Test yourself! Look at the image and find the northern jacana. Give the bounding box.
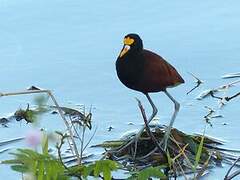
[116,33,184,150]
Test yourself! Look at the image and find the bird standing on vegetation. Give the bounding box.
[115,33,184,150]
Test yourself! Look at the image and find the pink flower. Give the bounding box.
[25,129,41,148]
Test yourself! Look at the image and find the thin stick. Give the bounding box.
[135,147,158,160]
[195,152,212,179]
[226,92,240,101]
[69,116,82,144]
[209,91,222,100]
[225,156,240,179]
[80,125,86,164]
[171,135,194,168]
[226,170,240,180]
[136,98,165,155]
[0,89,80,164]
[133,94,158,158]
[56,133,68,169]
[83,127,97,152]
[217,79,240,90]
[175,159,188,180]
[187,72,203,95]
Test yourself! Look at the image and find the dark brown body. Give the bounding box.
[116,34,184,150]
[116,49,184,94]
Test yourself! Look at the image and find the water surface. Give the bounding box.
[0,1,239,179]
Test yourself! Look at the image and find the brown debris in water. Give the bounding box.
[97,126,239,177]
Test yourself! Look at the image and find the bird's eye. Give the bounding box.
[124,37,134,45]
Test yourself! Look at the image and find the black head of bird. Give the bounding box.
[115,33,184,150]
[119,34,143,58]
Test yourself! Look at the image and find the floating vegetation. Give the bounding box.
[221,72,240,79]
[14,104,37,123]
[97,125,240,178]
[0,117,9,127]
[196,79,240,105]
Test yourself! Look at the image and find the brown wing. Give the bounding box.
[138,49,184,93]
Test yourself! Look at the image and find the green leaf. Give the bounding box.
[127,174,138,180]
[17,149,39,159]
[94,160,101,177]
[184,135,199,154]
[51,161,58,180]
[105,159,119,170]
[3,148,68,180]
[93,140,125,148]
[137,166,167,180]
[33,160,38,175]
[92,160,118,179]
[41,132,49,155]
[25,110,36,123]
[67,165,85,178]
[194,134,205,170]
[83,164,95,178]
[11,165,28,173]
[45,160,52,180]
[166,150,172,168]
[102,165,111,180]
[37,160,44,180]
[1,159,23,164]
[9,152,33,167]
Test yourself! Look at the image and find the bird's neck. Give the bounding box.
[116,50,145,89]
[128,49,142,59]
[120,50,144,68]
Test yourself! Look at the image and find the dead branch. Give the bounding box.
[187,72,203,95]
[136,98,166,156]
[197,79,240,100]
[225,156,240,180]
[225,92,240,101]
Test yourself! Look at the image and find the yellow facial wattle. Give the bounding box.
[119,37,134,58]
[123,37,134,45]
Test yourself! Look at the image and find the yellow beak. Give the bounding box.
[119,45,130,58]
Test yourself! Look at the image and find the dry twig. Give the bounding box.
[136,98,166,156]
[224,156,240,180]
[187,72,203,95]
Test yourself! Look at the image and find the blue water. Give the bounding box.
[0,1,239,179]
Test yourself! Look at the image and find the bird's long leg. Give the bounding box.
[161,90,180,151]
[133,93,158,158]
[136,93,158,136]
[144,93,158,126]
